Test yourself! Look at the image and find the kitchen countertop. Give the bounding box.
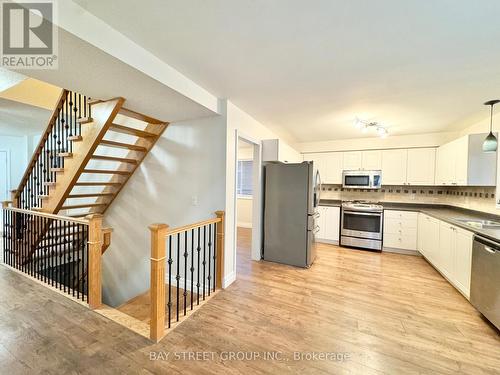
[319,199,500,243]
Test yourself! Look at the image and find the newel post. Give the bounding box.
[215,211,225,289]
[87,214,103,309]
[149,223,168,342]
[10,190,17,208]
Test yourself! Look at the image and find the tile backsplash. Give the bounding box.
[321,185,498,214]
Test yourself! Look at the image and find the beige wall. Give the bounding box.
[0,78,62,110]
[237,198,253,227]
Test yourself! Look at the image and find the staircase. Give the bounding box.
[13,91,168,217]
[5,89,168,296]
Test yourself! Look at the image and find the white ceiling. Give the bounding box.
[0,98,51,136]
[74,0,500,142]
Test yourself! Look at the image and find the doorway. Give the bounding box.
[234,133,262,279]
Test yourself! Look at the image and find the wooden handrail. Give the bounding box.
[2,205,89,225]
[14,88,68,203]
[165,217,222,237]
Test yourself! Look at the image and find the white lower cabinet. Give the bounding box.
[316,206,340,243]
[417,213,473,299]
[383,210,418,251]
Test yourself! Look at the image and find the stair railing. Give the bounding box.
[2,202,105,308]
[13,89,92,210]
[148,211,225,342]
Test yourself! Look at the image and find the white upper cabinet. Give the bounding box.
[381,149,407,185]
[361,150,382,170]
[435,134,496,186]
[406,148,436,185]
[324,153,343,184]
[304,152,343,184]
[342,151,362,170]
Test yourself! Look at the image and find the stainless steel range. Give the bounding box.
[340,201,384,251]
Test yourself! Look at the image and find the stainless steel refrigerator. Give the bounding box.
[263,161,320,268]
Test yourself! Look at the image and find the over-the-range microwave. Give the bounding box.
[342,170,382,189]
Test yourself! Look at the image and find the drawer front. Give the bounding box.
[384,217,418,233]
[384,233,418,250]
[384,210,418,221]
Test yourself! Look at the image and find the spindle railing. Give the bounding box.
[14,89,92,210]
[2,203,104,307]
[148,211,225,342]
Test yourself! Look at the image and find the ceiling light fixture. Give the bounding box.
[483,100,499,153]
[353,117,389,138]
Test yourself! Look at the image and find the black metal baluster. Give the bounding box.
[56,219,61,290]
[190,229,194,310]
[208,224,212,297]
[42,216,47,284]
[167,236,172,328]
[81,224,86,301]
[176,233,180,322]
[213,222,217,292]
[49,219,54,286]
[196,227,201,305]
[183,232,188,316]
[203,225,206,301]
[2,208,5,264]
[71,222,75,296]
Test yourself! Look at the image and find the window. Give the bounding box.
[237,160,253,197]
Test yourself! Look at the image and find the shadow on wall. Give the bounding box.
[101,115,226,307]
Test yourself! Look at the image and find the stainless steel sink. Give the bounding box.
[454,218,500,229]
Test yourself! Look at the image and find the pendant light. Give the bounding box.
[483,99,500,152]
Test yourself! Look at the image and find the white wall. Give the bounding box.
[101,115,226,307]
[0,135,29,191]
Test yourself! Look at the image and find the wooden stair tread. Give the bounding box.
[99,139,147,152]
[109,123,156,138]
[91,155,138,164]
[51,167,64,172]
[77,117,93,124]
[118,107,164,124]
[58,152,73,157]
[62,203,107,210]
[83,169,132,175]
[43,182,56,186]
[75,182,122,186]
[68,135,83,142]
[68,193,115,198]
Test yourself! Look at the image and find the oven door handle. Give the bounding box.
[343,211,382,217]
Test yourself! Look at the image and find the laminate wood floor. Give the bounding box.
[0,227,498,374]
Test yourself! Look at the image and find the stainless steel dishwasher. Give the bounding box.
[470,235,500,330]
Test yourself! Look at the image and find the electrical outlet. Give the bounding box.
[191,195,199,206]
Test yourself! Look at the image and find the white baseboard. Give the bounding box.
[383,247,422,256]
[223,271,236,288]
[237,222,252,229]
[317,239,339,245]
